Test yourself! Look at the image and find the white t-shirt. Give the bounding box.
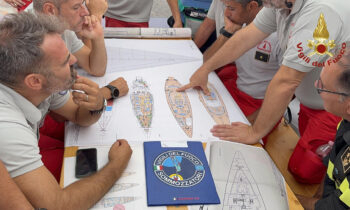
[62,30,84,54]
[253,0,350,109]
[236,32,282,99]
[207,0,281,99]
[105,0,153,23]
[206,0,225,38]
[0,83,69,177]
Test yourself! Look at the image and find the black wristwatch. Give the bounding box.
[220,26,234,38]
[105,84,120,99]
[90,98,107,115]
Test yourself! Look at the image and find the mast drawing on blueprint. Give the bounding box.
[165,77,193,138]
[223,151,266,210]
[91,196,140,209]
[98,99,115,132]
[198,83,230,124]
[107,183,139,194]
[130,77,153,138]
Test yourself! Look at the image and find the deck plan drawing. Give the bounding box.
[165,77,193,138]
[190,141,288,210]
[130,77,154,134]
[198,83,230,125]
[65,54,248,146]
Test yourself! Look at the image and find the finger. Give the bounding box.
[211,129,233,137]
[72,91,90,102]
[201,85,211,96]
[72,83,98,96]
[177,83,194,92]
[75,76,99,88]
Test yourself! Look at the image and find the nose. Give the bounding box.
[69,54,78,65]
[81,4,90,16]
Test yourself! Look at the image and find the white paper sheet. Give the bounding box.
[190,141,289,210]
[63,143,166,210]
[65,62,248,146]
[101,39,202,74]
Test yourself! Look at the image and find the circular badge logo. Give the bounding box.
[153,150,205,187]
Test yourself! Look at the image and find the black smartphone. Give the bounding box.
[75,148,97,178]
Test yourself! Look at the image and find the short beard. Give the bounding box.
[43,65,77,94]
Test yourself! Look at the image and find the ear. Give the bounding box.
[246,1,259,11]
[23,74,45,91]
[42,2,59,15]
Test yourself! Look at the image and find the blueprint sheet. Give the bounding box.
[65,64,248,146]
[190,141,289,210]
[63,143,166,210]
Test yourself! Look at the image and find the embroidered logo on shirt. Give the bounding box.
[255,51,270,62]
[295,13,347,68]
[341,146,350,174]
[257,40,272,53]
[307,13,335,57]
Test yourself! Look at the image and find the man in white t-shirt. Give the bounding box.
[199,0,282,131]
[178,0,350,184]
[105,0,182,28]
[0,12,132,209]
[34,0,107,77]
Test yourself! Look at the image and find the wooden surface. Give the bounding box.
[265,121,320,198]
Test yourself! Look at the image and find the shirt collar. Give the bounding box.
[276,0,304,17]
[0,83,42,125]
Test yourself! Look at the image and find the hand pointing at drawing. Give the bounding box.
[177,65,211,95]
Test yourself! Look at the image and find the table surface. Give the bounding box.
[60,38,304,209]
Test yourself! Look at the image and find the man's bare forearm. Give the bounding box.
[167,0,182,27]
[251,66,305,142]
[203,35,230,62]
[74,105,101,126]
[59,161,124,210]
[193,18,216,48]
[89,36,107,77]
[204,23,268,73]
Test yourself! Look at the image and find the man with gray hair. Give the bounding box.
[33,0,107,77]
[297,47,350,210]
[178,0,350,184]
[0,12,132,209]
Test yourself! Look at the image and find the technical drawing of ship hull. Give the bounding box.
[98,99,114,132]
[198,83,230,124]
[223,151,266,210]
[165,77,193,138]
[130,77,153,133]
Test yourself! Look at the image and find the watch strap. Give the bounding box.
[220,26,233,38]
[90,98,107,115]
[105,84,120,99]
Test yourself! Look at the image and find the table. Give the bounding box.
[61,38,303,209]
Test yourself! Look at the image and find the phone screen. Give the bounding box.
[75,148,97,178]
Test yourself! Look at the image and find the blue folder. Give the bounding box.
[144,141,220,206]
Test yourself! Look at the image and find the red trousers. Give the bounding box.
[288,104,341,183]
[39,114,65,182]
[105,17,149,28]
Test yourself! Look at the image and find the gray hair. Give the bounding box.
[224,0,263,7]
[335,42,350,95]
[0,12,64,87]
[33,0,68,12]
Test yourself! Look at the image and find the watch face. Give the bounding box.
[112,88,119,98]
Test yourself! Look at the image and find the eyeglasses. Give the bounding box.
[315,78,349,97]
